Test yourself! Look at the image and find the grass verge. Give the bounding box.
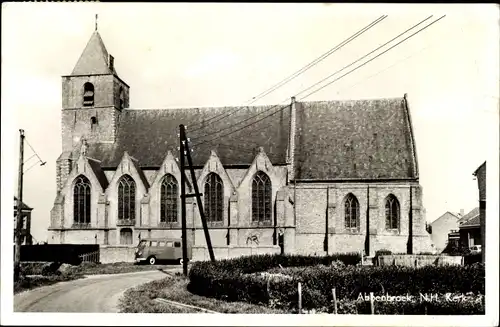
[119,275,285,314]
[66,261,179,275]
[14,274,84,294]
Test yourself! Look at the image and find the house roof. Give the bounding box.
[14,197,33,211]
[294,97,417,180]
[473,161,486,176]
[430,211,460,225]
[460,215,480,228]
[458,207,479,225]
[85,96,418,181]
[71,31,117,76]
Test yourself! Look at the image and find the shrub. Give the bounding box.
[188,255,485,313]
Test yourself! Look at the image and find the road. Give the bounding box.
[14,269,172,313]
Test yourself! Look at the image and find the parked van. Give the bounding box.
[134,238,191,265]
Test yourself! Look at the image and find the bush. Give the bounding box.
[188,254,485,313]
[326,293,484,314]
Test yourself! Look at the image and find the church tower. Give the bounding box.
[60,26,130,153]
[56,23,129,191]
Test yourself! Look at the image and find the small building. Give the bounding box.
[429,211,461,252]
[14,196,33,245]
[456,207,480,250]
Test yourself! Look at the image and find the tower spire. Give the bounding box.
[95,14,98,31]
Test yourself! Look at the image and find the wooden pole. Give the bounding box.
[298,282,302,314]
[14,129,25,281]
[182,128,215,262]
[370,292,375,314]
[179,125,188,276]
[332,288,338,314]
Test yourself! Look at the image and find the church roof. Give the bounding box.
[87,157,109,190]
[85,96,418,181]
[294,97,418,180]
[71,31,117,76]
[86,104,290,168]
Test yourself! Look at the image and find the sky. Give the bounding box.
[1,3,499,244]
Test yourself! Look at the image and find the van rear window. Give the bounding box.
[174,241,181,248]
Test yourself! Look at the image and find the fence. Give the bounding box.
[78,250,100,263]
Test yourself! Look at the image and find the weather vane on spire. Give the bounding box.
[95,14,98,31]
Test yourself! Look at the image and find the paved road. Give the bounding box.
[14,269,173,313]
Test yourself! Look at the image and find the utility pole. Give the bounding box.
[183,128,215,262]
[179,125,188,276]
[14,129,25,281]
[407,185,413,254]
[178,125,215,276]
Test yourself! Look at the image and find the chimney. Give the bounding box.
[460,209,464,217]
[109,55,114,71]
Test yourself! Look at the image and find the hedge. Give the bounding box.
[188,254,485,313]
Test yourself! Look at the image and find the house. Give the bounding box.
[429,211,461,252]
[47,27,433,261]
[473,161,486,262]
[457,207,481,250]
[14,196,33,245]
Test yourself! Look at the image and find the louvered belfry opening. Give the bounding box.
[83,82,95,107]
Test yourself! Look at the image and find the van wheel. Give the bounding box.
[148,256,156,265]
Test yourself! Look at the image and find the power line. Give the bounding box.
[334,29,462,96]
[192,103,291,147]
[245,15,388,106]
[25,138,46,166]
[188,15,387,134]
[299,15,446,101]
[191,15,445,149]
[294,15,434,100]
[191,98,290,141]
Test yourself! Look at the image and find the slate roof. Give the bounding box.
[130,156,150,190]
[84,96,418,181]
[460,215,480,228]
[86,104,290,168]
[14,197,32,211]
[294,97,417,180]
[87,157,109,190]
[71,31,118,76]
[458,207,479,225]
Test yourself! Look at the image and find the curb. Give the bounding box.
[154,298,220,313]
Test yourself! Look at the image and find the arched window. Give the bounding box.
[160,174,178,223]
[344,193,359,230]
[120,228,133,245]
[252,171,272,223]
[73,175,91,225]
[204,173,223,222]
[385,194,400,230]
[83,82,94,107]
[118,175,136,221]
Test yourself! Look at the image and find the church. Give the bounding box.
[48,28,433,262]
